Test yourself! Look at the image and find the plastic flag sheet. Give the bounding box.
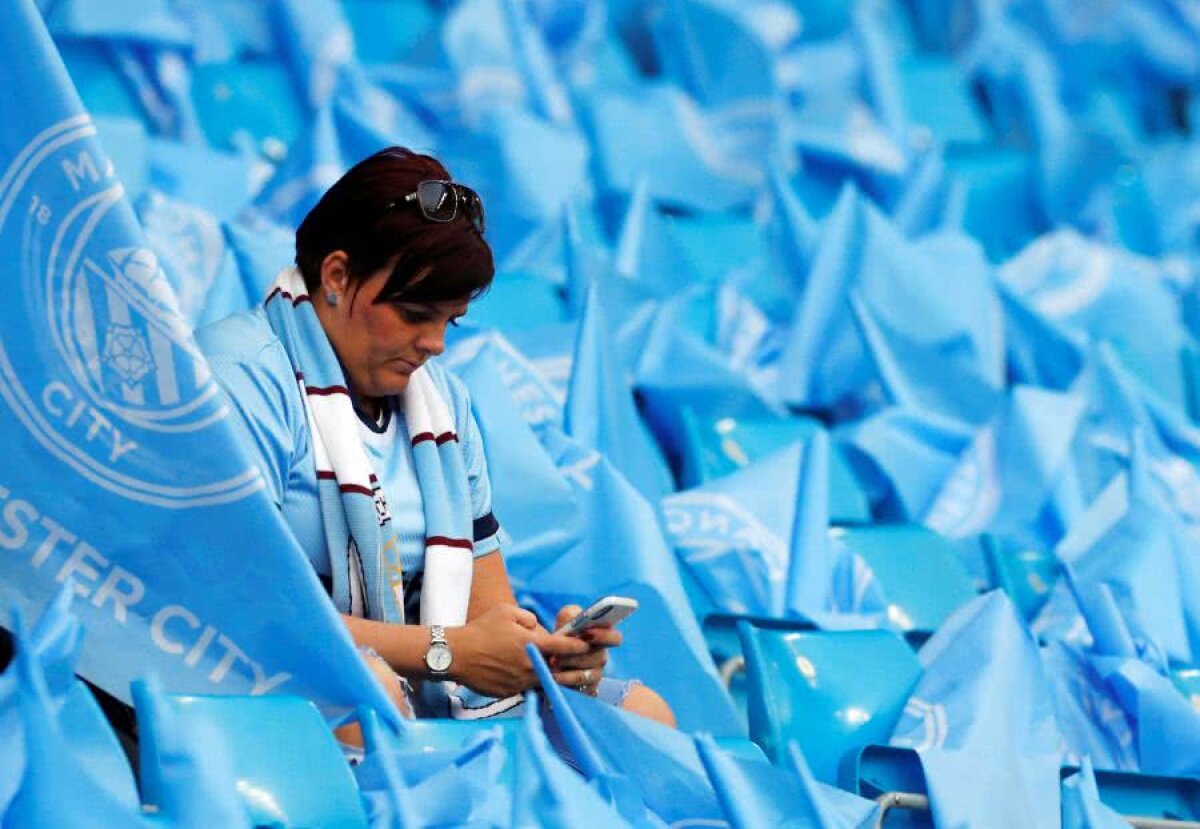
[4,0,1200,825]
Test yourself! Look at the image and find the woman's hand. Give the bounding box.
[547,604,622,696]
[445,603,589,698]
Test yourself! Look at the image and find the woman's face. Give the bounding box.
[328,262,469,398]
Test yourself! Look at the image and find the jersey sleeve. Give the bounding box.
[445,369,506,557]
[201,339,305,510]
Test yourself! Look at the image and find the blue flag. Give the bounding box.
[695,733,879,829]
[1000,284,1086,390]
[777,186,1002,413]
[839,405,976,520]
[663,440,812,618]
[510,695,632,827]
[585,83,768,212]
[532,643,722,826]
[355,714,511,827]
[532,426,741,734]
[923,385,1087,544]
[564,279,674,504]
[437,107,591,262]
[134,190,245,329]
[1092,653,1200,777]
[0,0,393,720]
[850,291,1003,428]
[612,177,702,299]
[444,339,582,576]
[3,602,149,828]
[650,0,787,108]
[1039,641,1138,772]
[890,591,1062,829]
[1054,434,1194,664]
[999,230,1191,412]
[636,290,783,463]
[443,0,576,127]
[0,586,140,818]
[223,209,298,304]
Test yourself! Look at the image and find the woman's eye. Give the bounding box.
[400,308,431,324]
[449,316,463,328]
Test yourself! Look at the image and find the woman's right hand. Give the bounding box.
[444,604,589,698]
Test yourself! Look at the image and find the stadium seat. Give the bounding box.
[190,60,304,154]
[677,406,872,523]
[137,692,368,829]
[702,612,819,729]
[850,744,932,829]
[737,621,922,784]
[831,524,980,640]
[851,747,1200,827]
[1181,342,1200,426]
[1172,667,1200,713]
[896,56,990,147]
[981,534,1059,621]
[1084,765,1200,824]
[389,715,524,785]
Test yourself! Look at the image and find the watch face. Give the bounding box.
[426,642,453,673]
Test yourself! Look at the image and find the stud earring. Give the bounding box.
[326,291,339,307]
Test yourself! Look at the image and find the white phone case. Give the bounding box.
[553,595,639,636]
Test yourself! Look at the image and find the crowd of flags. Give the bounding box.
[3,0,1200,825]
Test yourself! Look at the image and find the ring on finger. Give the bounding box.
[582,668,593,686]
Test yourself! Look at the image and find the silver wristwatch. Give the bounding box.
[424,624,453,676]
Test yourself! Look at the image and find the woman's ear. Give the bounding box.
[319,250,351,301]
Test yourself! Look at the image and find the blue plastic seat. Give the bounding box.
[677,406,872,523]
[137,693,368,829]
[981,534,1059,622]
[851,745,1200,827]
[1085,766,1200,823]
[1171,667,1200,712]
[896,56,990,147]
[190,60,304,154]
[831,524,980,639]
[737,621,922,785]
[1181,343,1200,427]
[851,744,932,829]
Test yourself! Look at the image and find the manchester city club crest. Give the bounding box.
[0,114,260,508]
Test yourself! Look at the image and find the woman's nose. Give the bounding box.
[417,324,446,356]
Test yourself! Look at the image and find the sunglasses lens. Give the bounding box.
[462,187,485,233]
[417,180,456,221]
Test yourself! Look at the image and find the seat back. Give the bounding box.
[737,622,921,785]
[1085,766,1200,822]
[1172,667,1200,711]
[832,523,979,635]
[981,534,1059,621]
[387,716,523,786]
[677,407,872,523]
[138,693,368,829]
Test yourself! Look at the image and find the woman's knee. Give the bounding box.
[620,684,676,728]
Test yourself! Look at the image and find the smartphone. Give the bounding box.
[553,595,639,637]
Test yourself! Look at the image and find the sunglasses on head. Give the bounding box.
[389,179,486,234]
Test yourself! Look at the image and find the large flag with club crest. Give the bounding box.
[0,0,393,722]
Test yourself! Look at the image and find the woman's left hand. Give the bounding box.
[547,604,623,696]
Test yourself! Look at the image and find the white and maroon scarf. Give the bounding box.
[263,266,475,628]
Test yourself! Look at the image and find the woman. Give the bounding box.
[197,147,674,727]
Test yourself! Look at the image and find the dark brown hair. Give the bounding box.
[295,147,493,305]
